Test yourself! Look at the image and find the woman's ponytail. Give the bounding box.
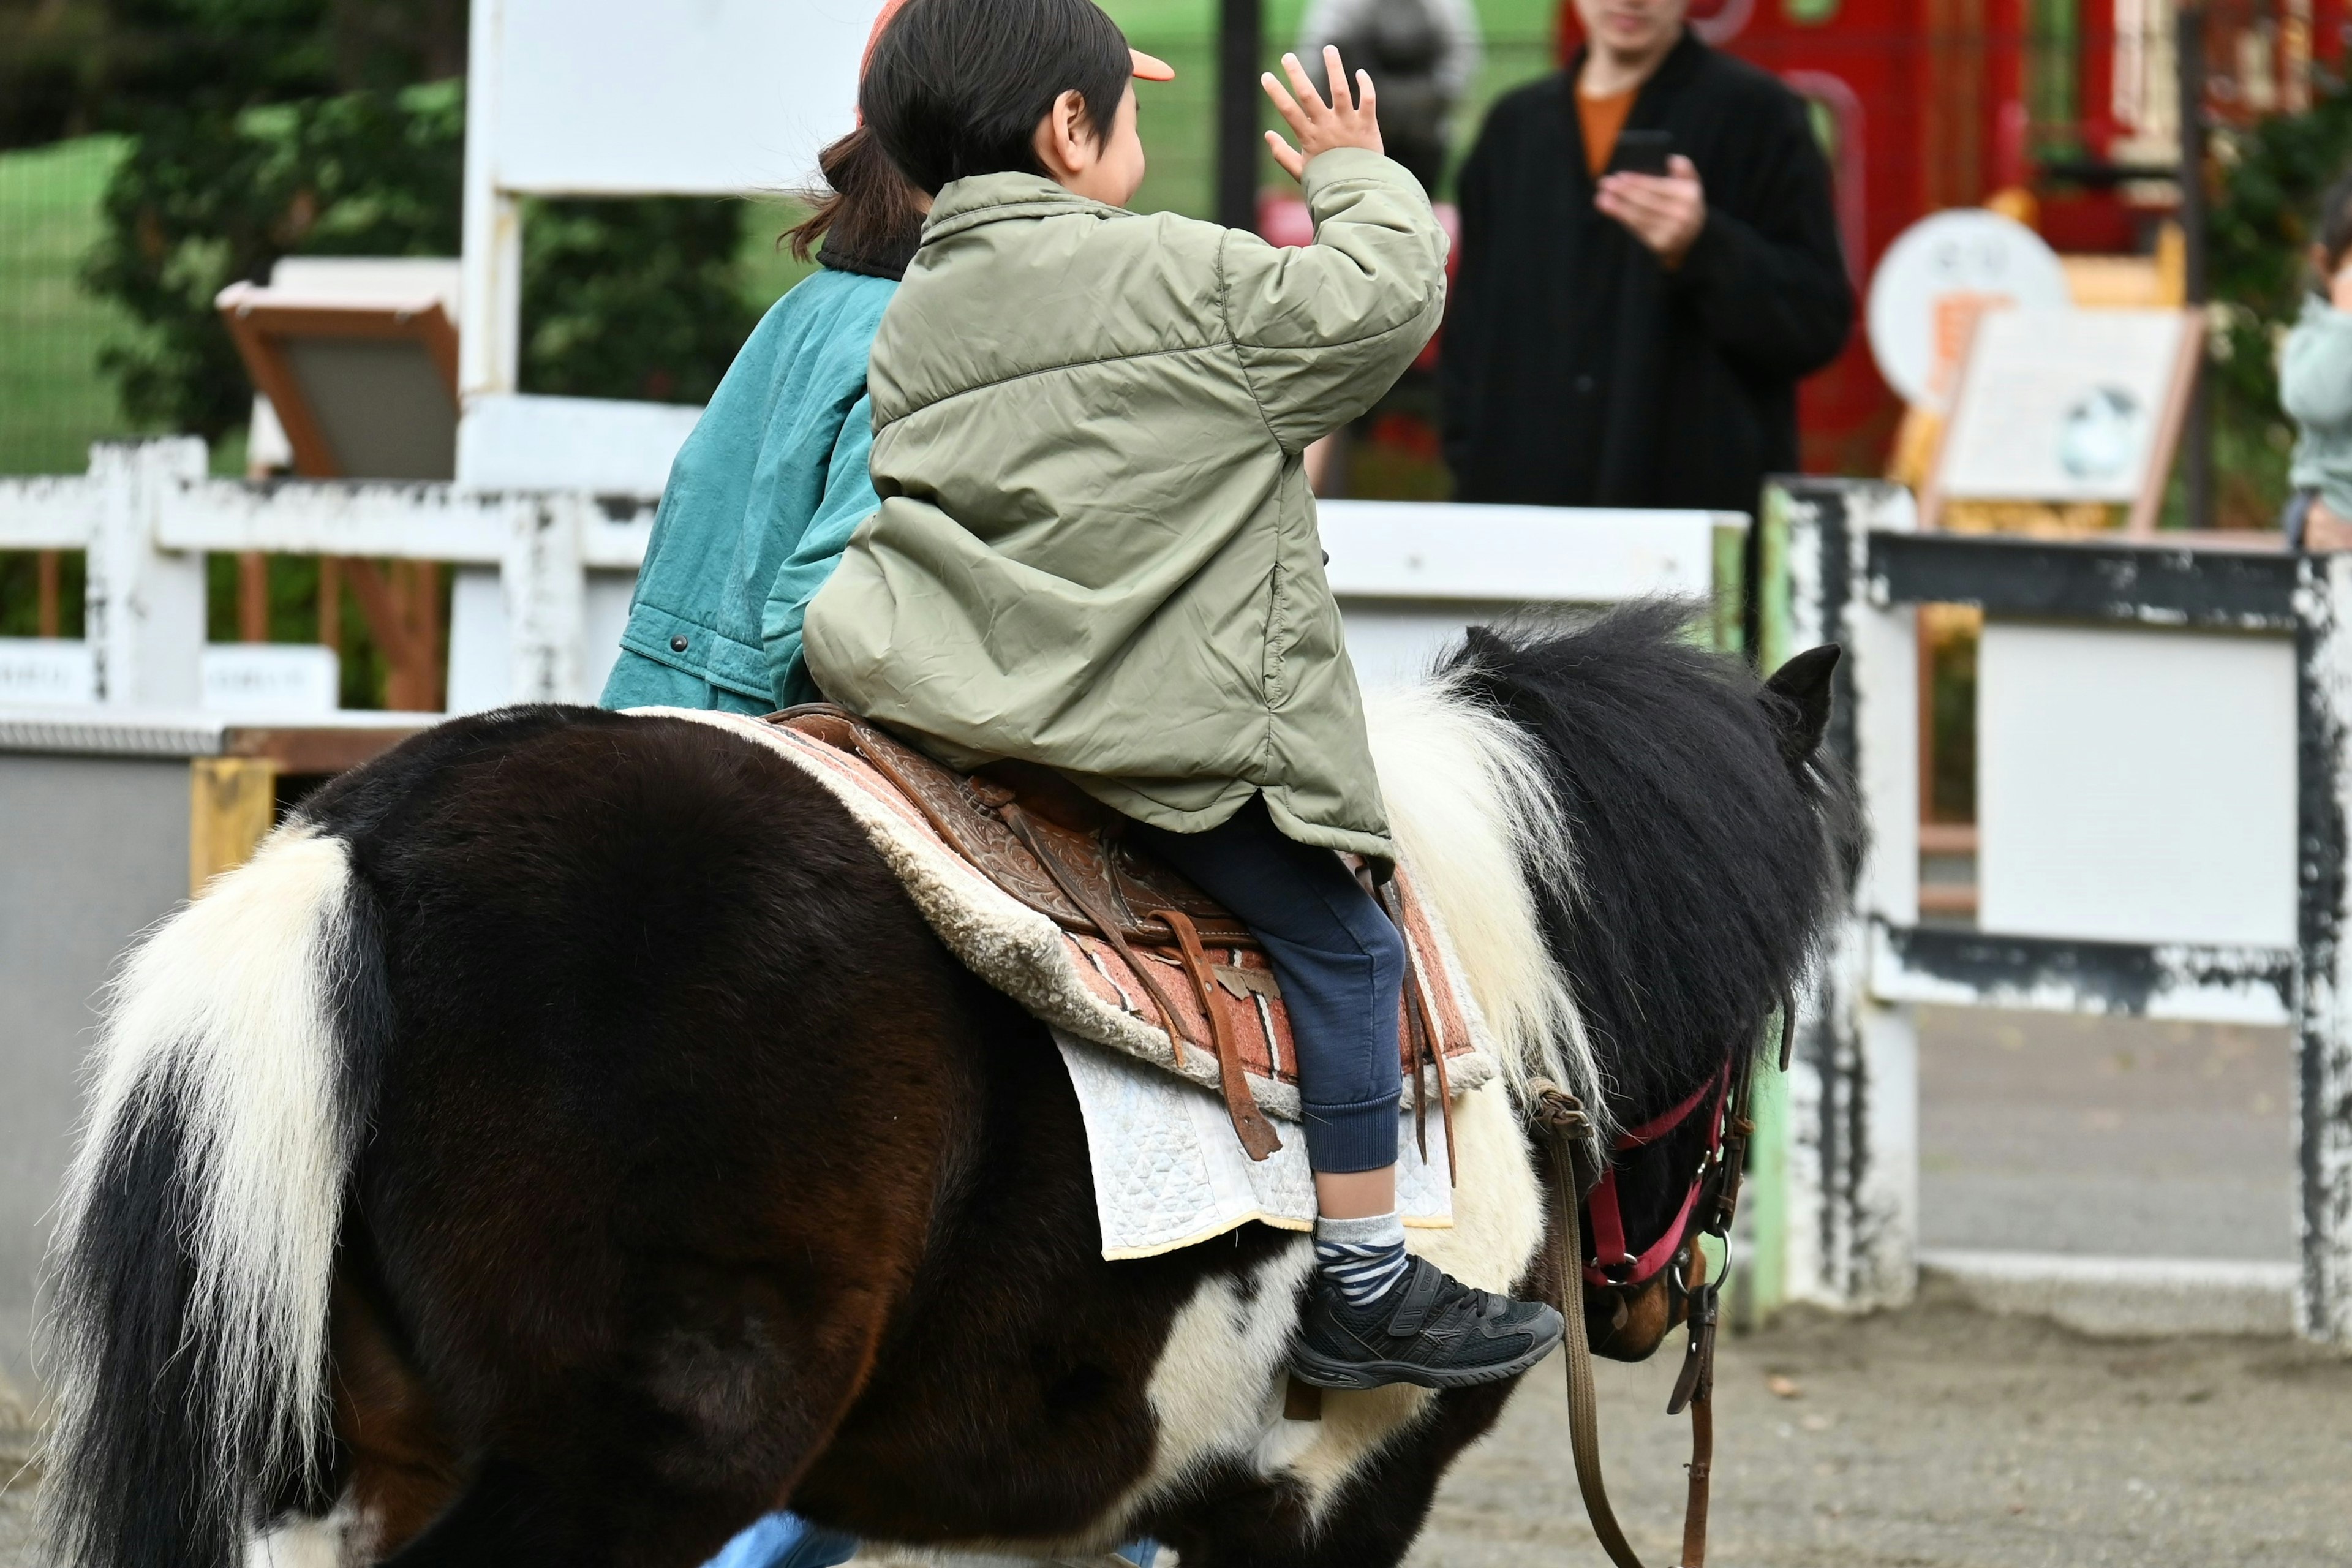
[785,125,927,279]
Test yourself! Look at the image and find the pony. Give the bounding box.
[39,600,1854,1568]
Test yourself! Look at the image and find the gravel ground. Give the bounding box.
[4,1289,2345,1568]
[1408,1280,2352,1568]
[1917,1005,2297,1262]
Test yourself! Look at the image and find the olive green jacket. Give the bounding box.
[802,148,1447,861]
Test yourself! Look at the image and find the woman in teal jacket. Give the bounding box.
[600,123,924,714]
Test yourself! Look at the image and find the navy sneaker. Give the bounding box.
[1289,1254,1564,1390]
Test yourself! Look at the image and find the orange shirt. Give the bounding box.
[1577,87,1637,178]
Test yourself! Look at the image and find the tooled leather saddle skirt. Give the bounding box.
[766,704,1476,1167]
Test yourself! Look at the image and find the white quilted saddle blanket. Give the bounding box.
[1055,1030,1452,1258]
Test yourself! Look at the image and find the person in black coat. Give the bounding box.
[1439,9,1852,512]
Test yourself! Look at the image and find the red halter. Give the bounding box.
[1580,1062,1732,1288]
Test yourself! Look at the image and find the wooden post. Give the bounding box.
[239,551,270,641]
[2177,4,2212,530]
[189,756,278,895]
[1740,487,1795,1322]
[2293,550,2352,1346]
[319,555,341,651]
[36,549,61,638]
[1774,478,1923,1314]
[86,440,208,707]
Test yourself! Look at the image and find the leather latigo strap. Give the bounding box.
[1152,907,1284,1161]
[1381,880,1457,1183]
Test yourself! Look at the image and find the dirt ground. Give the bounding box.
[4,1286,2345,1568]
[1916,1005,2297,1263]
[1408,1280,2352,1568]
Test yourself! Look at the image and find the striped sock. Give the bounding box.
[1314,1210,1409,1308]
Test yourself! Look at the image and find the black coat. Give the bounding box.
[1439,35,1853,512]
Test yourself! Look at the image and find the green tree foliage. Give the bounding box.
[2207,85,2352,526]
[82,82,465,439]
[80,80,760,439]
[520,197,759,406]
[0,0,465,149]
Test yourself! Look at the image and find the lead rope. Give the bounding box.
[1530,1073,1747,1568]
[1528,1083,1651,1568]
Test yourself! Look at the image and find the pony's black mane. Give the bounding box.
[1450,601,1860,1121]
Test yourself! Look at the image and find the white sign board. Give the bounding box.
[1977,621,2296,950]
[0,639,97,706]
[1936,307,2195,506]
[200,644,341,717]
[489,0,881,195]
[1866,209,2071,410]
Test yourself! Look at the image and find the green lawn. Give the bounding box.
[0,135,151,476]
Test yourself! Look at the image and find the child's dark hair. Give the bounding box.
[785,125,927,278]
[2319,168,2352,285]
[861,0,1132,194]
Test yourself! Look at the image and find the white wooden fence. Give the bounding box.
[0,439,657,710]
[1774,477,2351,1347]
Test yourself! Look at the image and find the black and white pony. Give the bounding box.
[40,601,1853,1568]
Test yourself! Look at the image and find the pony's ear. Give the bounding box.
[1462,625,1513,663]
[1763,644,1841,766]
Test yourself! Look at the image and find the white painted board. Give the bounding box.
[1977,620,2296,948]
[1939,309,2191,503]
[447,565,636,714]
[200,644,339,717]
[489,0,880,196]
[0,639,97,707]
[456,394,702,496]
[1317,499,1731,603]
[1319,500,1736,687]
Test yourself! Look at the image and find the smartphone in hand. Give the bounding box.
[1606,129,1674,177]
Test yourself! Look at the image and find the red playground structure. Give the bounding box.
[1555,0,2348,473]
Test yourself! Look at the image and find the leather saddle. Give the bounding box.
[766,704,1452,1166]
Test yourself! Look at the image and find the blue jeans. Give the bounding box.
[1132,796,1408,1172]
[707,1513,1158,1567]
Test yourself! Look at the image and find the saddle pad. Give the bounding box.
[638,707,1498,1121]
[1055,1030,1452,1260]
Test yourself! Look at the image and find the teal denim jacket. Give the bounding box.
[602,263,894,712]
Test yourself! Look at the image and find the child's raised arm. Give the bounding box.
[1219,48,1447,455]
[1262,47,1384,179]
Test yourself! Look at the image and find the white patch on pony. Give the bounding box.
[1115,1080,1546,1535]
[1362,673,1608,1137]
[51,826,358,1504]
[852,1082,1544,1567]
[244,1496,361,1568]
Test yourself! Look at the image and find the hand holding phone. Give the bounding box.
[1605,129,1673,178]
[1596,150,1706,270]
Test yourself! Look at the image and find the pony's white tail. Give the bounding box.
[1364,671,1608,1136]
[42,824,382,1568]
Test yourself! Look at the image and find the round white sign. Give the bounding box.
[1866,209,2071,409]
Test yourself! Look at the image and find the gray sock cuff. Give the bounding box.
[1315,1210,1406,1248]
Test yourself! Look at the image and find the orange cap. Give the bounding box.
[860,0,910,80]
[858,3,1175,124]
